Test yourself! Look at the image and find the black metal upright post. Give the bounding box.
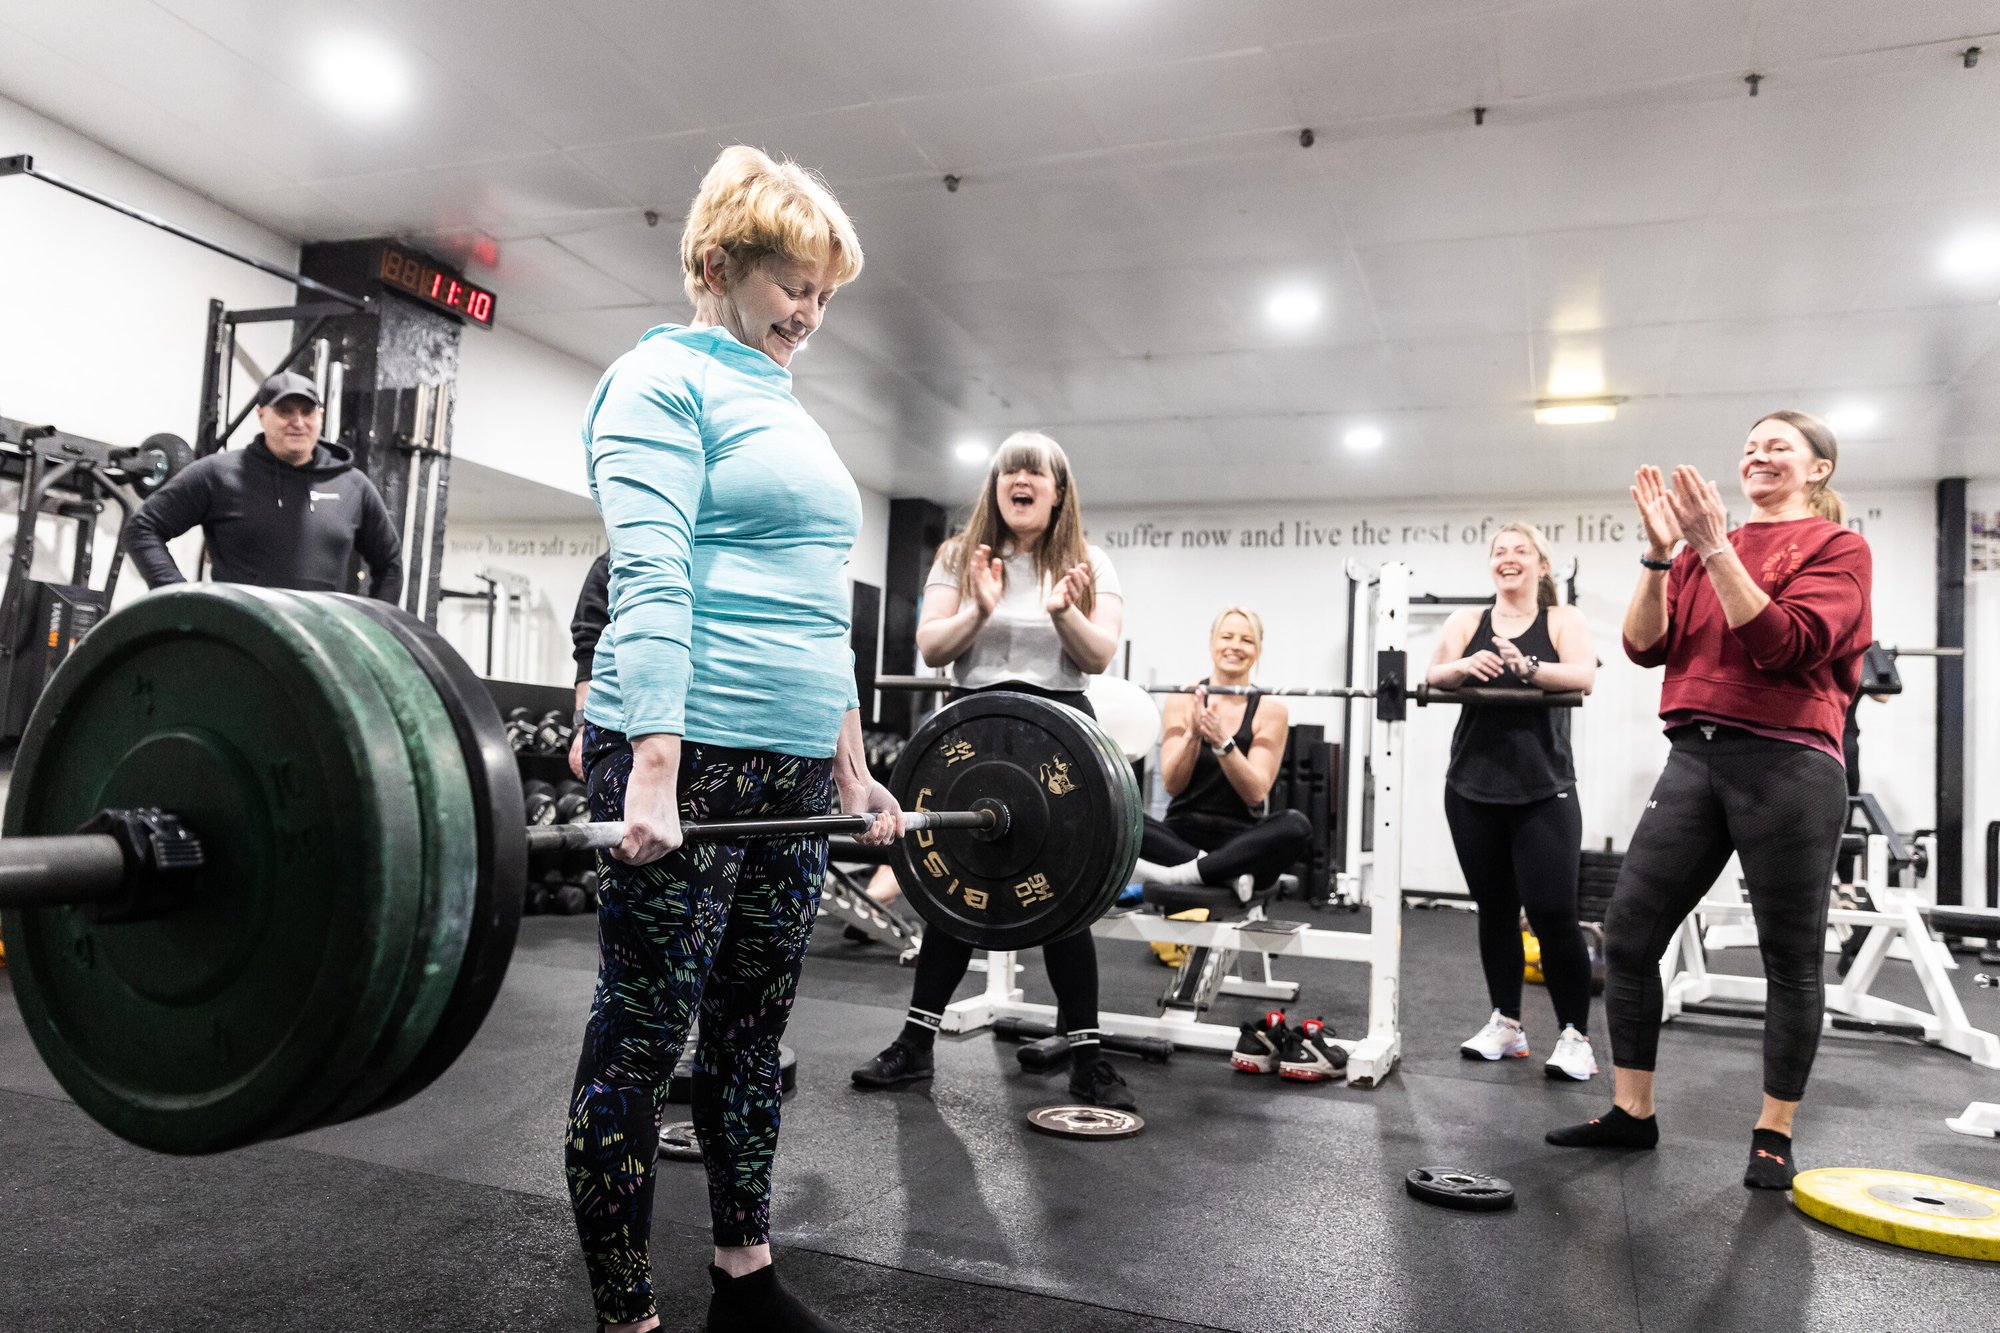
[1936,477,1967,907]
[881,498,950,737]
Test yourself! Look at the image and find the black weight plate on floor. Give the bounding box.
[0,586,423,1153]
[1405,1168,1516,1212]
[659,1121,702,1161]
[1026,1105,1145,1139]
[889,692,1123,951]
[332,594,526,1116]
[275,594,479,1126]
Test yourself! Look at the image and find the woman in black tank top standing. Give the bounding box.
[1425,523,1599,1081]
[1134,608,1313,902]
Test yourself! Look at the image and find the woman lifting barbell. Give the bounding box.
[1131,608,1313,906]
[1425,523,1599,1080]
[851,430,1138,1111]
[1547,410,1871,1192]
[571,145,897,1333]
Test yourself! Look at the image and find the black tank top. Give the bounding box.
[1165,686,1262,833]
[1446,607,1576,804]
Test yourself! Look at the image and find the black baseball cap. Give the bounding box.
[255,371,322,409]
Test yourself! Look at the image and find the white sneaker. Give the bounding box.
[1544,1025,1598,1081]
[1233,874,1255,905]
[1460,1010,1530,1061]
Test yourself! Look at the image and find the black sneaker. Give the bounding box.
[1067,1055,1139,1111]
[703,1263,849,1333]
[850,1041,933,1088]
[1230,1009,1288,1074]
[1278,1018,1346,1083]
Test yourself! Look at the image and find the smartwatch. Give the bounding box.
[1211,737,1238,758]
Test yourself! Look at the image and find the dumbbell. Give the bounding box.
[504,707,535,752]
[534,711,568,755]
[554,781,588,825]
[523,779,557,826]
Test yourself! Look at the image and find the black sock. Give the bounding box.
[898,1008,941,1052]
[1066,1029,1102,1073]
[1744,1128,1796,1190]
[1545,1105,1660,1149]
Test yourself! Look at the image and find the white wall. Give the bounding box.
[0,92,299,606]
[1087,489,1938,894]
[453,326,600,497]
[440,483,893,689]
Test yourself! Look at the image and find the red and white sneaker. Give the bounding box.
[1231,1010,1288,1073]
[1279,1018,1347,1082]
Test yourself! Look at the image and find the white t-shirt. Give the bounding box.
[925,542,1121,692]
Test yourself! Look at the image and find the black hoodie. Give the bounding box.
[124,435,403,601]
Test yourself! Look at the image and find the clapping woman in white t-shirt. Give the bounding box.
[850,431,1135,1109]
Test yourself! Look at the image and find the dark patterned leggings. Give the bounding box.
[565,724,832,1327]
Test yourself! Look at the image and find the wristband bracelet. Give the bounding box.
[1638,555,1673,571]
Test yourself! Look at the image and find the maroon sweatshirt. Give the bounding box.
[1623,517,1872,751]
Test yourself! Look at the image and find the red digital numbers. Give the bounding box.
[378,245,494,327]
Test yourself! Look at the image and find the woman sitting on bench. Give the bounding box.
[1134,607,1313,904]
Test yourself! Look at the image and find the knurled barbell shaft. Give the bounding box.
[523,806,997,856]
[1145,682,1583,707]
[0,806,1002,914]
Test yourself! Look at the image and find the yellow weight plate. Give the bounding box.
[1793,1167,2000,1261]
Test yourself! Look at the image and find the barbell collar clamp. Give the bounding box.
[0,809,203,920]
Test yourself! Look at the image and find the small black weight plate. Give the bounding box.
[1,586,424,1153]
[659,1121,702,1161]
[332,595,526,1117]
[126,432,193,499]
[1405,1168,1516,1212]
[273,593,478,1126]
[889,692,1126,951]
[1026,1105,1145,1139]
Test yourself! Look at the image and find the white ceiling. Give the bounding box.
[5,0,2000,504]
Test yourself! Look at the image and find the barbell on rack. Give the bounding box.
[0,587,1581,1156]
[875,674,1582,712]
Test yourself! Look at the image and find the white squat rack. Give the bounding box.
[939,563,1414,1088]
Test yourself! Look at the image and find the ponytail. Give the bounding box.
[1536,571,1558,609]
[1808,484,1846,524]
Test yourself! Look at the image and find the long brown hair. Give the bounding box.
[1492,522,1558,608]
[1753,410,1844,523]
[942,430,1094,614]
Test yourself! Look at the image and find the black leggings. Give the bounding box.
[1603,726,1848,1101]
[903,685,1101,1043]
[1140,810,1314,890]
[1443,788,1591,1031]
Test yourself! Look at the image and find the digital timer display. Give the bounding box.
[376,244,496,328]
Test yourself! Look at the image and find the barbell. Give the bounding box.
[0,586,1577,1156]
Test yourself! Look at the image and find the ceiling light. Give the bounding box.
[310,33,413,123]
[1262,286,1322,331]
[1826,404,1877,434]
[953,440,989,464]
[1940,229,2000,283]
[1534,397,1623,425]
[1343,426,1384,452]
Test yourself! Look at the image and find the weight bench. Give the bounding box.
[1137,876,1301,1016]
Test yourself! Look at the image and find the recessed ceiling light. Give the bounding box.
[1939,228,2000,283]
[1262,286,1322,331]
[1826,404,1877,434]
[953,440,989,464]
[310,33,412,123]
[1343,426,1384,452]
[1534,397,1623,425]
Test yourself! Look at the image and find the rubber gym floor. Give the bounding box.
[2,895,1994,1332]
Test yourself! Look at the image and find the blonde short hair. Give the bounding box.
[680,146,863,305]
[1210,606,1265,650]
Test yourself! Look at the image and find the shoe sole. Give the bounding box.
[1230,1054,1276,1074]
[1279,1065,1336,1082]
[1460,1047,1531,1061]
[850,1070,933,1088]
[1544,1062,1598,1081]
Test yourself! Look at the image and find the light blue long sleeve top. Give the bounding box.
[582,324,862,757]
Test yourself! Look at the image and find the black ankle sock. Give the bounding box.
[898,1011,940,1052]
[1744,1128,1797,1190]
[1545,1105,1660,1149]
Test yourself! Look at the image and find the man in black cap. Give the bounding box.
[124,371,403,600]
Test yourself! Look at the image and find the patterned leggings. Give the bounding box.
[565,724,832,1326]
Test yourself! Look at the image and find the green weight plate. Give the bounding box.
[0,585,423,1153]
[331,594,525,1115]
[270,593,478,1127]
[889,691,1124,951]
